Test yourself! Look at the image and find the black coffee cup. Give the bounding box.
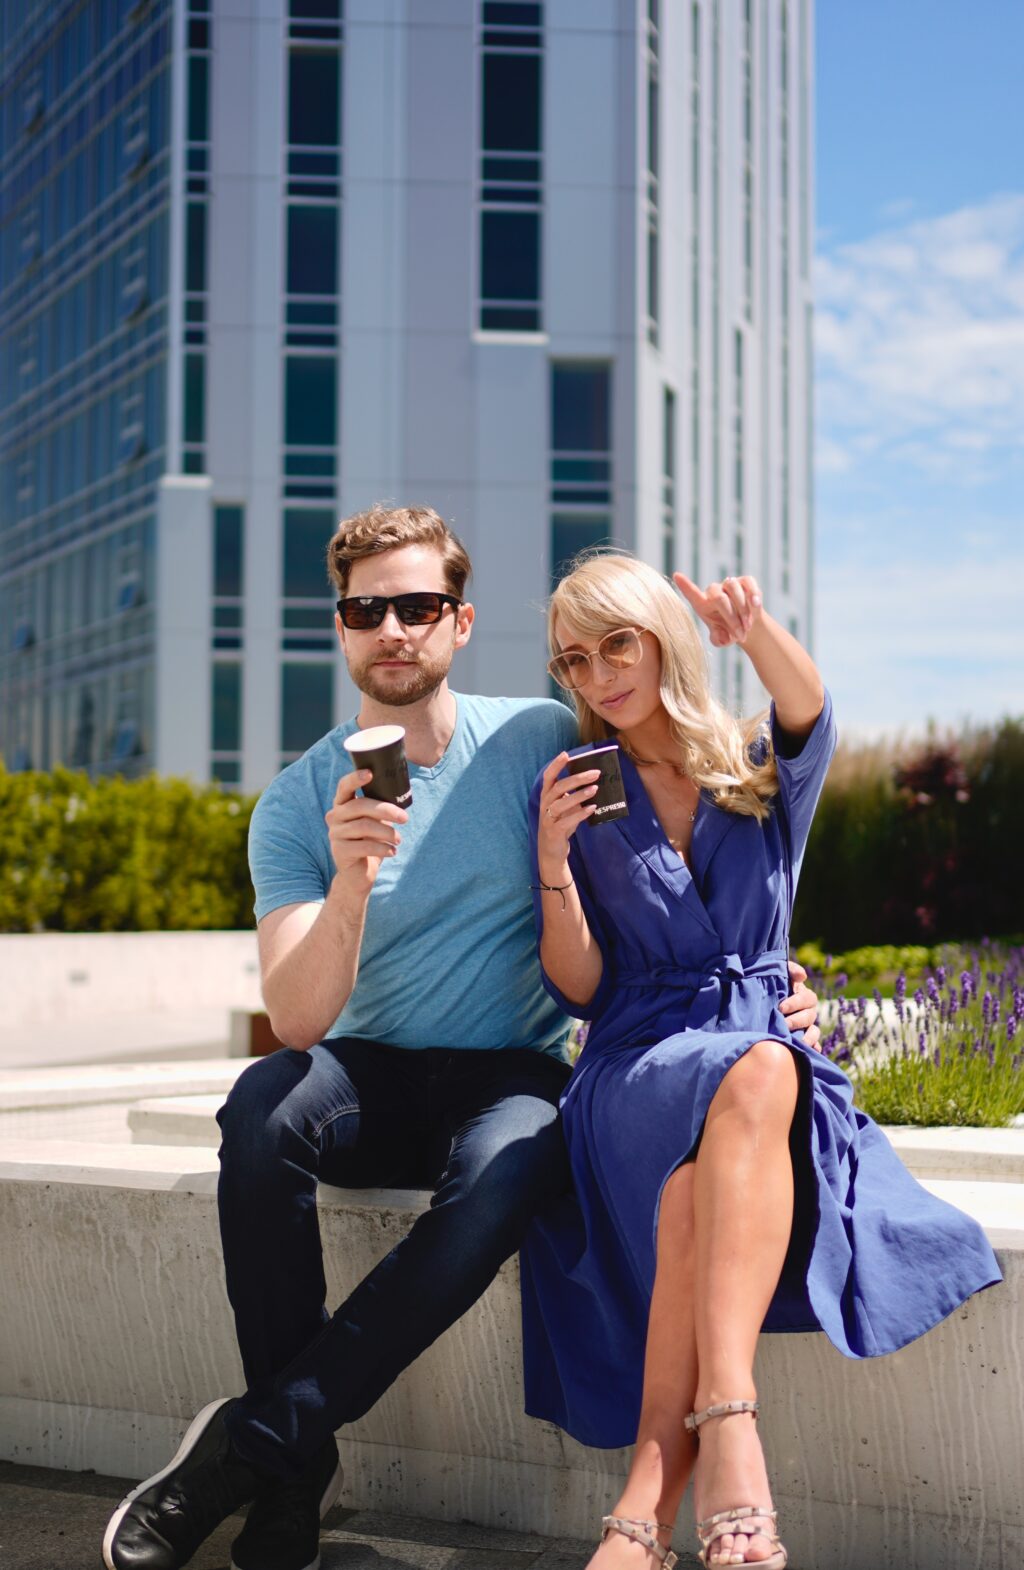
[344,724,413,808]
[565,744,629,824]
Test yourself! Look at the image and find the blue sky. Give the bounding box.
[813,0,1024,736]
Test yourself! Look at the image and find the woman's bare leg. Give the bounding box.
[691,1040,799,1565]
[584,1163,698,1567]
[585,1040,798,1568]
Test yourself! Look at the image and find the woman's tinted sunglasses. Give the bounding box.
[336,592,462,630]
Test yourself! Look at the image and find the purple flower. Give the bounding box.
[1007,1017,1017,1043]
[918,1032,928,1056]
[983,991,993,1025]
[936,965,947,988]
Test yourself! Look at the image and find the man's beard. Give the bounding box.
[347,644,454,707]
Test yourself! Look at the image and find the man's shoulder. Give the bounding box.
[457,692,578,746]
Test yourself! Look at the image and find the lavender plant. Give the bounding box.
[819,945,1024,1127]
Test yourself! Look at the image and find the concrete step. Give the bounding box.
[883,1125,1024,1182]
[128,1093,227,1146]
[125,1091,1024,1183]
[0,1060,248,1143]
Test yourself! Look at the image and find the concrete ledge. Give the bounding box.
[125,1093,1024,1187]
[0,1061,247,1143]
[1,1140,1023,1568]
[883,1126,1024,1182]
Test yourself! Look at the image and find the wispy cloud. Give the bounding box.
[813,195,1024,735]
[815,194,1024,478]
[816,539,1024,738]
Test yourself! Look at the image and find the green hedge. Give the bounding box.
[793,717,1024,950]
[0,767,257,932]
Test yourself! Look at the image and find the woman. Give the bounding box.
[519,554,1000,1570]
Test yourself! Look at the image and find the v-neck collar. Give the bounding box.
[611,750,720,939]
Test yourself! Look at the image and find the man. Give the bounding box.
[103,505,820,1570]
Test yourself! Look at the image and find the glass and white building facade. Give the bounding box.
[1,0,814,790]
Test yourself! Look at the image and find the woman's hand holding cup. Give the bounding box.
[537,753,600,878]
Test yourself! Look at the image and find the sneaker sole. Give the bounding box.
[101,1396,234,1570]
[227,1456,344,1570]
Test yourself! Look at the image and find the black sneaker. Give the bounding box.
[102,1397,260,1570]
[229,1438,343,1570]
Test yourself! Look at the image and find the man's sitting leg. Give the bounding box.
[103,1044,571,1569]
[103,1039,418,1570]
[220,1048,572,1475]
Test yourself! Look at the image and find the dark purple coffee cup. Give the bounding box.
[344,724,412,809]
[566,744,629,824]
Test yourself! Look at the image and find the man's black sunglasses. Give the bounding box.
[336,591,462,630]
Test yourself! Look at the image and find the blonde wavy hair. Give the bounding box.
[549,552,778,820]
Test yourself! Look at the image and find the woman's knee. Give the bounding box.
[718,1040,797,1119]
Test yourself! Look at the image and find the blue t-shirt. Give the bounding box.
[248,692,579,1055]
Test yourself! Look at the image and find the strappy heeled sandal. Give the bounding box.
[684,1400,788,1570]
[600,1514,678,1567]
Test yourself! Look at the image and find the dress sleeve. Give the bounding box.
[528,766,615,1021]
[248,785,329,924]
[769,687,837,878]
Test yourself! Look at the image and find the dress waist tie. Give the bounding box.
[616,947,790,1031]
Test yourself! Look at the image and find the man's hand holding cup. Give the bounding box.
[324,769,408,905]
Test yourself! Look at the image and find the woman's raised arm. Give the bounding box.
[674,572,824,738]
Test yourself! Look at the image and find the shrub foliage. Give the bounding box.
[794,717,1024,950]
[0,766,257,932]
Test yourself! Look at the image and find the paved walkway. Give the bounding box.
[0,1460,691,1570]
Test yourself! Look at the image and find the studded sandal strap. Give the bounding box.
[697,1506,779,1542]
[684,1398,760,1434]
[602,1515,678,1568]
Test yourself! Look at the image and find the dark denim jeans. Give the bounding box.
[216,1038,571,1478]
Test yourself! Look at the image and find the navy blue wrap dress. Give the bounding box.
[520,693,1001,1449]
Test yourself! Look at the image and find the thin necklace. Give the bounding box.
[621,742,698,823]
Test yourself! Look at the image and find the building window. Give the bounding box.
[281,662,334,760]
[478,2,543,332]
[213,505,244,650]
[645,1,660,346]
[288,51,340,145]
[285,19,342,497]
[287,205,337,296]
[183,354,205,444]
[212,662,242,756]
[549,363,613,584]
[183,0,211,470]
[284,358,336,448]
[662,387,676,577]
[283,508,336,650]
